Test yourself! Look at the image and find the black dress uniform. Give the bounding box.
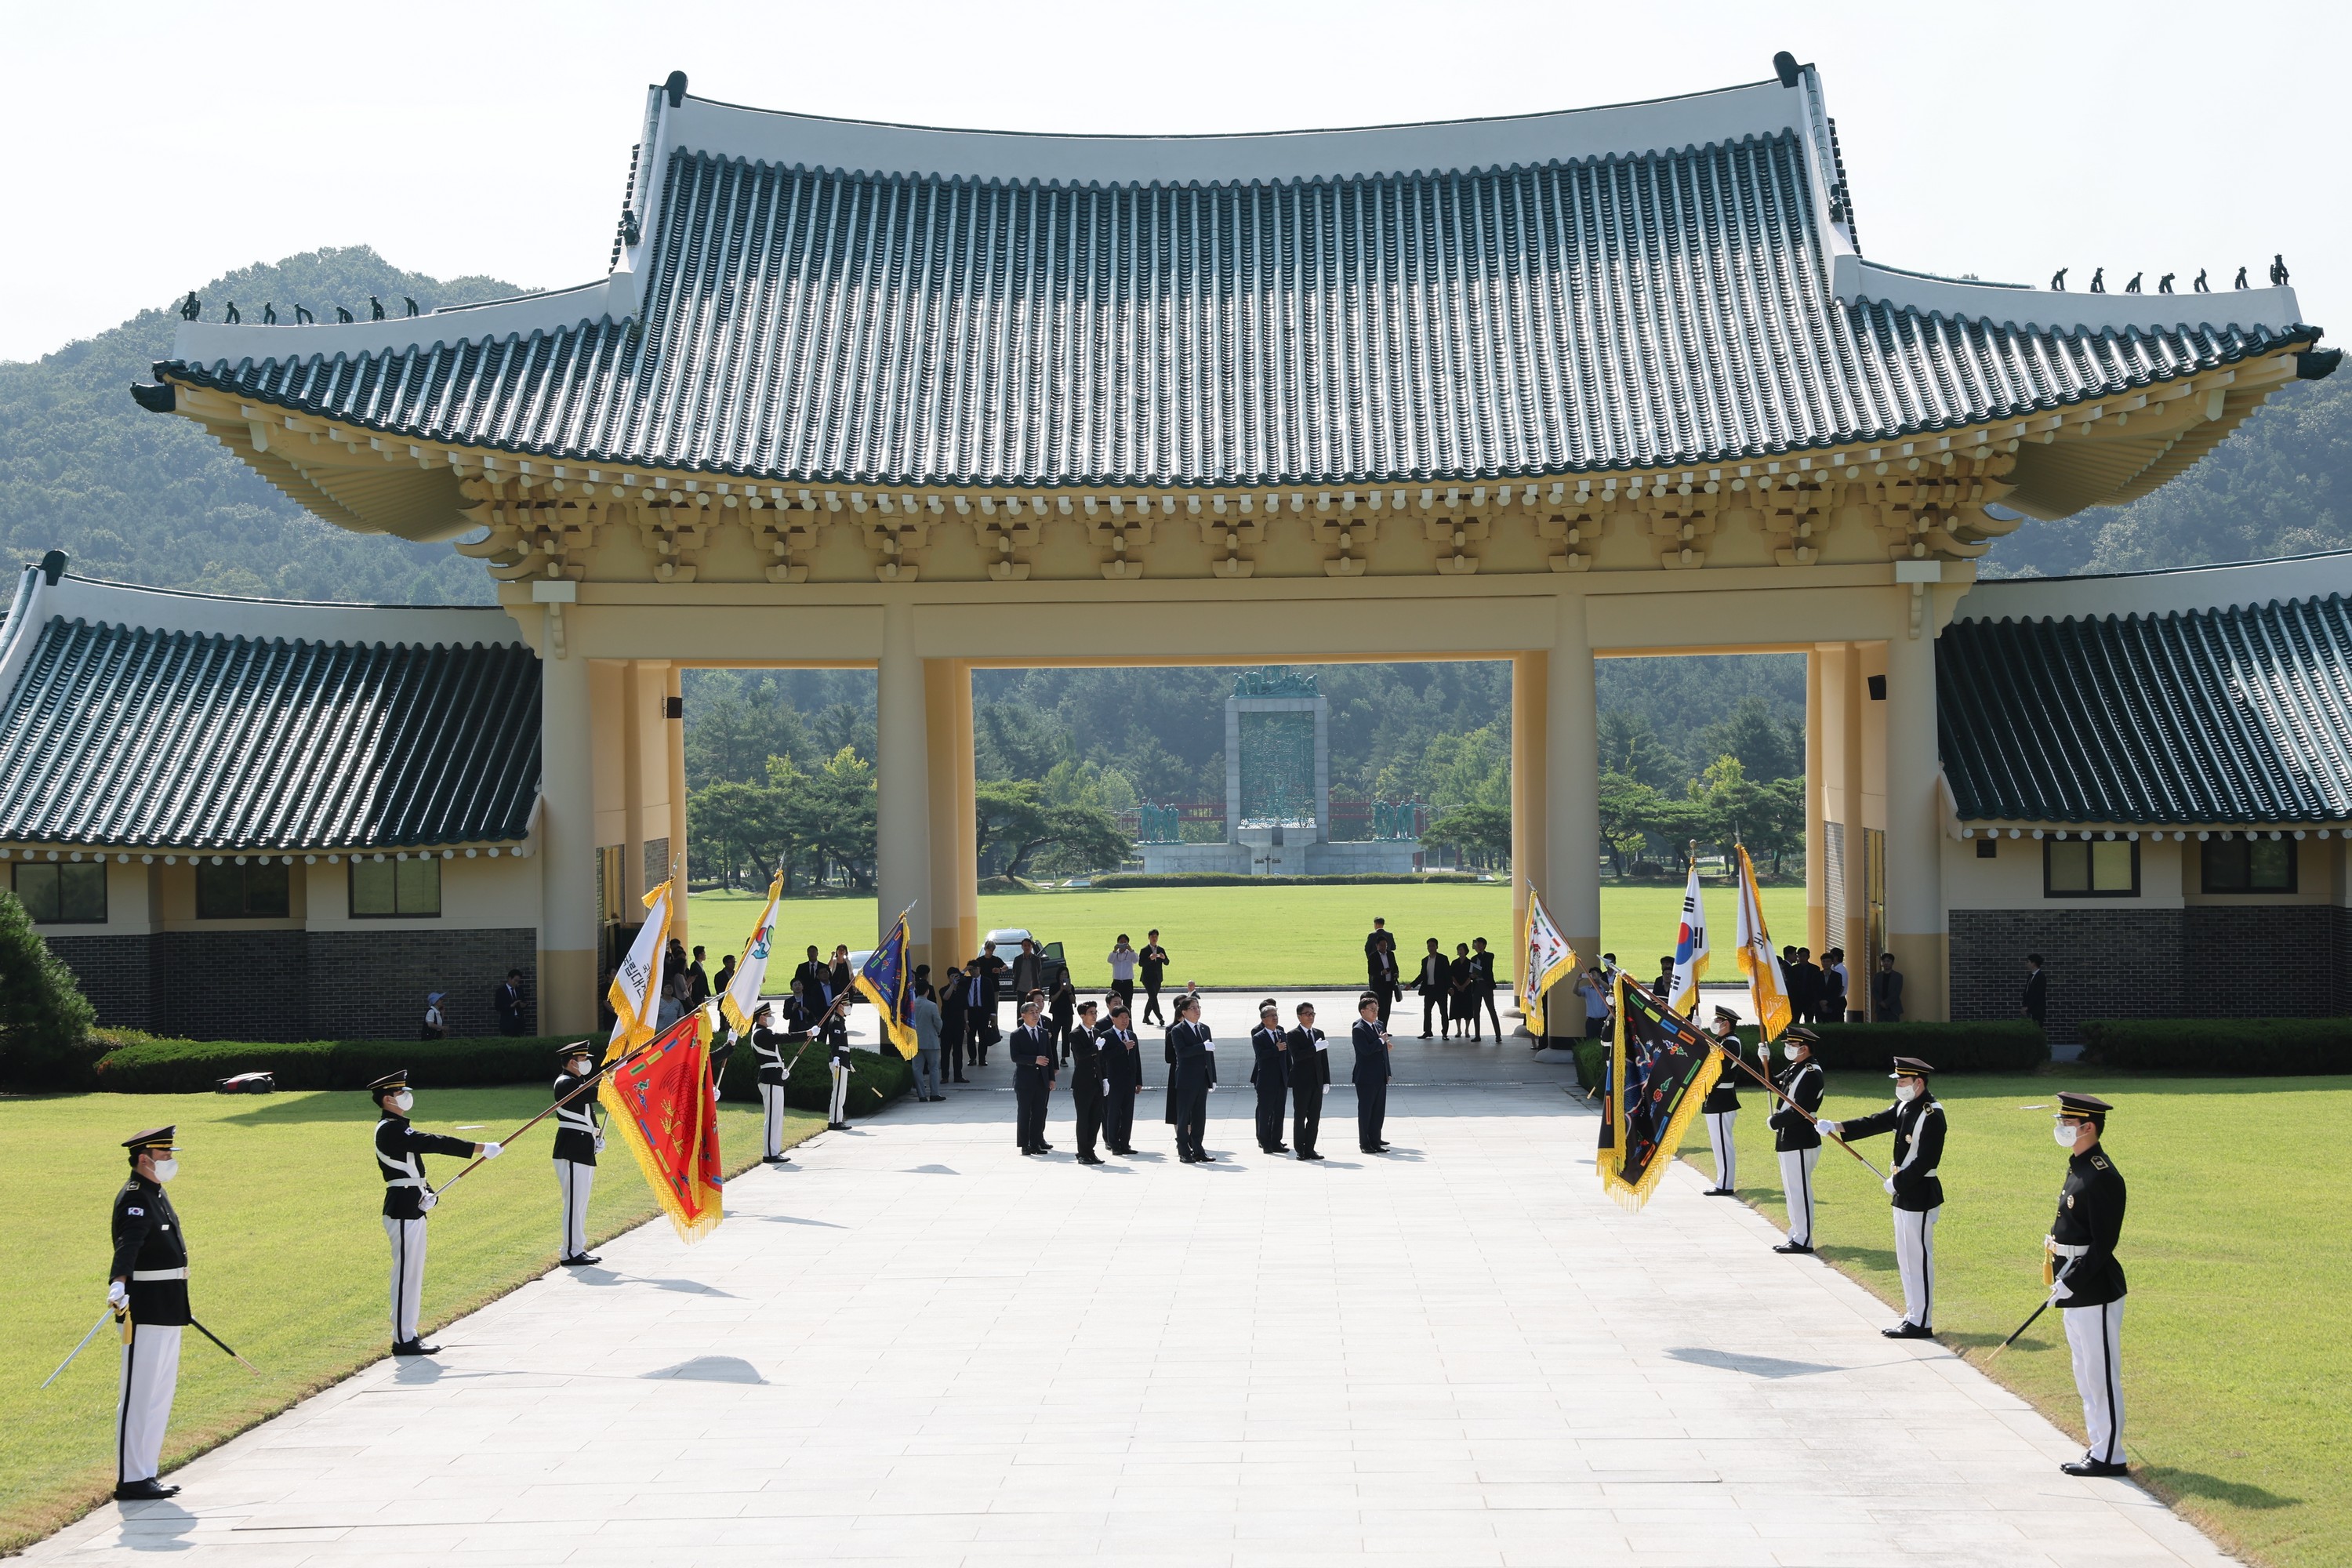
[751,1011,805,1161]
[1767,1032,1825,1252]
[1168,1018,1217,1161]
[825,1027,853,1129]
[1010,1020,1056,1153]
[550,1047,604,1265]
[1066,1014,1107,1162]
[372,1070,487,1354]
[1826,1056,1946,1337]
[110,1127,189,1500]
[1352,1014,1392,1151]
[1700,1009,1742,1194]
[2049,1091,2129,1475]
[1250,1014,1291,1152]
[1285,1022,1330,1158]
[1100,1020,1142,1154]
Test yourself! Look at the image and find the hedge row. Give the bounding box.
[1084,872,1481,889]
[716,1039,912,1116]
[1560,1019,2047,1089]
[2078,1018,2352,1075]
[90,1035,593,1094]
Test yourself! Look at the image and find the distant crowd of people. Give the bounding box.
[1356,918,1502,1040]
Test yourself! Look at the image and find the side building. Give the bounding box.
[0,557,546,1040]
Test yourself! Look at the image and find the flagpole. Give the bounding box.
[429,1044,652,1199]
[1711,1042,1889,1181]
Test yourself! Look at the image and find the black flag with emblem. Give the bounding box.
[1599,975,1721,1210]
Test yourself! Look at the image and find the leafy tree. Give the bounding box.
[1598,710,1684,790]
[975,779,1130,880]
[0,890,98,1087]
[1597,771,1662,877]
[1426,801,1512,869]
[1697,697,1802,783]
[803,748,878,888]
[684,671,811,790]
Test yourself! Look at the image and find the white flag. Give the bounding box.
[604,880,673,1060]
[1519,884,1577,1036]
[720,872,784,1033]
[1669,861,1710,1017]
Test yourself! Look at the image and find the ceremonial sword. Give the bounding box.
[40,1307,122,1389]
[1714,1040,1890,1181]
[189,1317,262,1376]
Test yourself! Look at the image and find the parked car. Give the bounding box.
[983,927,1069,994]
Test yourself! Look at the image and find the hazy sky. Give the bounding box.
[7,0,2343,363]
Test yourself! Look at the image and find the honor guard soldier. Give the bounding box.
[750,1002,803,1163]
[1820,1057,1945,1338]
[1167,996,1217,1162]
[825,1016,854,1131]
[1768,1028,1825,1254]
[1066,1000,1107,1163]
[110,1127,189,1501]
[1250,1000,1292,1154]
[1285,1003,1330,1160]
[1352,995,1393,1152]
[551,1044,605,1266]
[1100,1005,1142,1155]
[370,1070,499,1355]
[2049,1092,2129,1477]
[1700,1005,1743,1196]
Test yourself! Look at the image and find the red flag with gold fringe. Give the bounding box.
[598,1006,724,1243]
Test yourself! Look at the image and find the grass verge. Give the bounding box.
[1682,1067,2352,1568]
[0,1087,818,1552]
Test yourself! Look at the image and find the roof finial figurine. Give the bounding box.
[336,306,354,324]
[177,291,201,321]
[295,304,314,324]
[2049,267,2067,291]
[622,208,641,248]
[263,303,277,325]
[2157,273,2173,295]
[370,296,385,321]
[2194,269,2209,293]
[2124,272,2142,294]
[403,296,419,318]
[223,301,241,324]
[2089,267,2106,294]
[2234,266,2249,289]
[2270,254,2289,287]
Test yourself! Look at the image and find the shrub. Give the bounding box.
[1570,1033,1769,1094]
[716,1037,911,1116]
[2078,1018,2352,1076]
[1086,872,1480,890]
[91,1035,588,1094]
[1801,1021,2046,1074]
[0,890,100,1090]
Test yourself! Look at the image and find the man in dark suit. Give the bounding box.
[1414,938,1449,1037]
[1352,995,1393,1153]
[1099,1004,1142,1155]
[687,946,713,1007]
[1285,1003,1330,1160]
[1167,996,1216,1162]
[1785,948,1819,1023]
[1009,1000,1057,1156]
[1139,931,1171,1025]
[1364,919,1400,1025]
[1471,938,1503,1040]
[967,949,1007,1065]
[1874,953,1905,1022]
[1065,1000,1107,1164]
[1249,1000,1291,1154]
[493,969,528,1036]
[793,945,829,1019]
[2022,954,2049,1027]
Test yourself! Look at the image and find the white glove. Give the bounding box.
[107,1279,128,1309]
[1882,1176,1896,1196]
[1817,1120,1840,1138]
[482,1142,504,1160]
[593,1132,607,1152]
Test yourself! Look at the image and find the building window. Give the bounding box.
[2201,836,2297,894]
[14,861,107,924]
[2045,837,2139,898]
[195,859,291,919]
[1975,837,1998,858]
[350,856,442,917]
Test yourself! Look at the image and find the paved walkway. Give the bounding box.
[31,995,2227,1566]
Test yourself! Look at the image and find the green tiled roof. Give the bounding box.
[1939,593,2352,826]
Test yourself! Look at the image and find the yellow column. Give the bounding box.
[1546,593,1601,964]
[1840,644,1870,987]
[953,664,979,963]
[1882,620,1947,1021]
[926,658,967,970]
[537,627,599,1033]
[876,604,933,967]
[1805,648,1826,953]
[1511,650,1548,1019]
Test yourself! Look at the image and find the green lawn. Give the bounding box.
[1682,1069,2352,1568]
[0,1087,816,1552]
[688,880,1808,988]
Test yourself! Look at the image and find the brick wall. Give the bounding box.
[308,929,539,1040]
[2182,905,2347,1018]
[154,931,311,1041]
[45,933,156,1032]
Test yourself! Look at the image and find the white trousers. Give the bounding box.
[1777,1145,1821,1245]
[556,1160,594,1258]
[116,1323,181,1483]
[760,1081,788,1156]
[829,1062,850,1123]
[1704,1110,1737,1189]
[1893,1205,1940,1327]
[2063,1299,2125,1464]
[383,1215,427,1344]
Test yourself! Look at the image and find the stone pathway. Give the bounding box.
[29,995,2229,1566]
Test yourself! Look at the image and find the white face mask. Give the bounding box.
[393,1091,415,1114]
[2055,1123,2082,1149]
[1894,1082,1919,1105]
[149,1158,179,1184]
[569,1058,593,1077]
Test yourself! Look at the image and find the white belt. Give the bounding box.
[131,1268,187,1282]
[2049,1240,2089,1258]
[383,1178,424,1189]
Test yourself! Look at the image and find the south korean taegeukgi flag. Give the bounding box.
[1519,884,1577,1037]
[720,870,784,1034]
[599,1005,724,1243]
[1668,861,1710,1017]
[1733,844,1791,1044]
[604,879,673,1062]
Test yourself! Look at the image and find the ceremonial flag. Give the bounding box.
[720,870,784,1033]
[1732,844,1791,1043]
[1669,859,1710,1015]
[854,903,919,1060]
[604,878,673,1062]
[1598,974,1722,1210]
[1519,884,1577,1037]
[598,1005,725,1243]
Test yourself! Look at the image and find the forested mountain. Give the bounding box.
[0,248,515,604]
